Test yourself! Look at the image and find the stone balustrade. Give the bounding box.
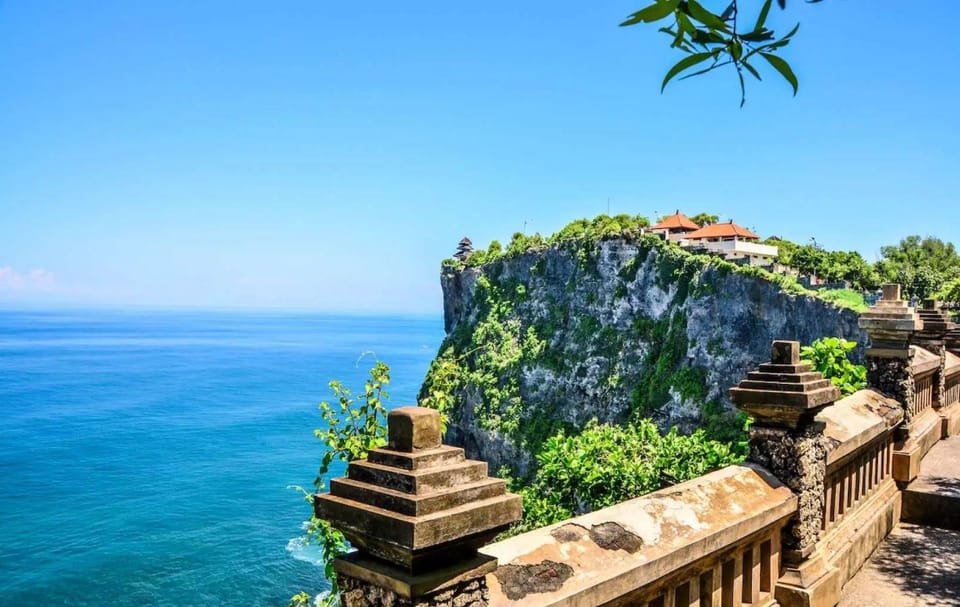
[817,390,902,535]
[909,350,938,419]
[945,353,960,409]
[483,464,795,607]
[813,390,903,587]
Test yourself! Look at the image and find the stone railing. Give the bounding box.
[945,353,960,409]
[908,352,937,419]
[483,464,794,607]
[817,390,902,535]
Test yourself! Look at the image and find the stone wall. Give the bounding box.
[339,576,488,607]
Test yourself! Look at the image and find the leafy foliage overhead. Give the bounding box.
[620,0,823,106]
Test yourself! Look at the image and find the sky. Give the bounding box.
[1,1,958,313]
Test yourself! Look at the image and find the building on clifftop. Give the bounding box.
[650,210,700,241]
[682,219,779,266]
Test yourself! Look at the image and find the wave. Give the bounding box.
[285,534,326,567]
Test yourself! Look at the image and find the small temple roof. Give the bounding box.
[687,220,760,240]
[651,210,699,232]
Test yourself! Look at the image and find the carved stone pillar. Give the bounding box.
[314,406,521,607]
[730,340,841,607]
[859,284,922,427]
[915,299,950,408]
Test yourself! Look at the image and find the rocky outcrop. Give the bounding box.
[420,235,864,476]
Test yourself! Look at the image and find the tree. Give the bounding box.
[877,235,960,300]
[620,0,823,106]
[689,212,720,227]
[937,278,960,304]
[764,237,880,291]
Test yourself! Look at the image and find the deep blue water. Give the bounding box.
[0,309,443,607]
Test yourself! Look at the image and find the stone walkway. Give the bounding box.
[841,436,960,606]
[839,523,960,607]
[902,435,960,530]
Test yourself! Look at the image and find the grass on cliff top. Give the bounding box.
[443,213,868,312]
[816,289,869,313]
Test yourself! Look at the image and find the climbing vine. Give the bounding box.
[288,359,391,607]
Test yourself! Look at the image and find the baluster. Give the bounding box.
[742,544,761,605]
[702,565,723,607]
[721,553,743,607]
[663,589,676,607]
[832,475,843,523]
[822,478,832,530]
[675,578,699,607]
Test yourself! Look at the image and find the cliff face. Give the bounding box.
[420,235,864,477]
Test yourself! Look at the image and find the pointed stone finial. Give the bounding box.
[859,283,922,355]
[314,406,521,601]
[730,340,841,428]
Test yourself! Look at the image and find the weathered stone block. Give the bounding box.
[389,407,443,452]
[773,340,801,365]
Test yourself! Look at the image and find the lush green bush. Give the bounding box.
[817,289,869,313]
[508,419,745,533]
[800,337,866,396]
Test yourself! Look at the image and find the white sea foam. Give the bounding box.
[285,534,326,566]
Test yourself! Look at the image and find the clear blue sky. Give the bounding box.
[1,1,957,313]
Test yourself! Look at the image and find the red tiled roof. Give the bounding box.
[651,210,699,232]
[686,221,760,240]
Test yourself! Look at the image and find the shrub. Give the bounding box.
[800,337,866,396]
[509,419,744,532]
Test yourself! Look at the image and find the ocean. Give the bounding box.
[0,308,443,607]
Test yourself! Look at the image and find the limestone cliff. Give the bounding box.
[419,232,864,477]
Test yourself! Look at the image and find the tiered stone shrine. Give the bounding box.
[314,406,521,607]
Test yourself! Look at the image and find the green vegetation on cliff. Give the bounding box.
[507,419,746,534]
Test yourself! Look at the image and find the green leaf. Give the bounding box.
[691,29,727,45]
[730,39,743,62]
[685,0,729,30]
[621,0,681,26]
[759,51,798,95]
[740,29,774,42]
[661,51,714,92]
[742,59,762,81]
[719,1,736,21]
[754,0,773,31]
[737,68,746,108]
[676,11,696,34]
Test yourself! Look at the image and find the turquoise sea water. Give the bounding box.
[0,309,443,607]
